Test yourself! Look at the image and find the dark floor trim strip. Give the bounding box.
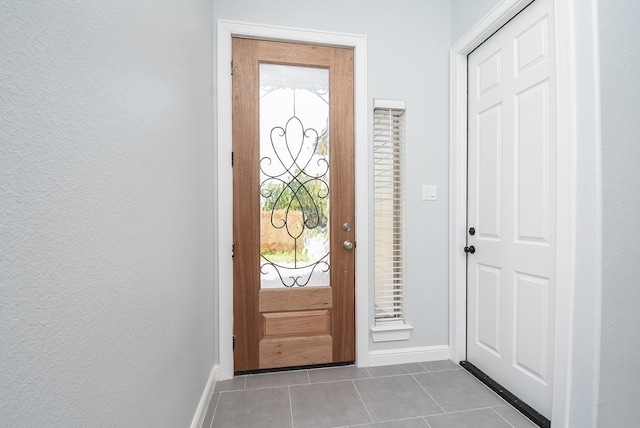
[460,360,550,428]
[235,361,353,376]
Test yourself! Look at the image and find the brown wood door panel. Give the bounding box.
[232,37,355,372]
[261,310,330,338]
[259,336,333,369]
[259,287,332,312]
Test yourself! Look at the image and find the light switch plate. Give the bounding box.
[422,184,437,201]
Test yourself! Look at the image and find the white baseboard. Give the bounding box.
[368,345,450,367]
[190,364,219,428]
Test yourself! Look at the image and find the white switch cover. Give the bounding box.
[422,184,437,201]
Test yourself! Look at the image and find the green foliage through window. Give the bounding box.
[261,172,328,229]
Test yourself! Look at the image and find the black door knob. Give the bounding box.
[464,245,476,254]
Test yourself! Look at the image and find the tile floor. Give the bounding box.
[201,360,538,428]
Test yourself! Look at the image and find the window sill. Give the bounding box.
[371,322,413,342]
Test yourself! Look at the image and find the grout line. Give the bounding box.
[208,393,221,428]
[244,382,311,391]
[423,416,433,428]
[411,374,446,415]
[423,367,463,373]
[490,407,518,428]
[425,368,462,373]
[243,371,312,390]
[419,361,431,372]
[288,385,295,428]
[364,366,373,377]
[364,370,429,379]
[367,373,426,379]
[351,379,374,425]
[432,405,510,417]
[305,376,370,385]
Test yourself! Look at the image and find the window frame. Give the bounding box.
[371,99,413,342]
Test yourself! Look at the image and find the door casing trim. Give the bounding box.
[448,0,576,426]
[216,20,368,380]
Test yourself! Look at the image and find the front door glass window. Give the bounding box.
[259,64,330,288]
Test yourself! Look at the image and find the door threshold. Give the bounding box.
[460,361,550,428]
[235,361,354,376]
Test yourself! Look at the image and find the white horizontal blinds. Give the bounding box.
[373,100,406,323]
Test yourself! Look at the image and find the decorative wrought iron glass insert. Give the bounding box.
[259,64,330,288]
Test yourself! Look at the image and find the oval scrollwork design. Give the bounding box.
[260,113,330,288]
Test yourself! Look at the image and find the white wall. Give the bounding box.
[213,0,452,354]
[597,0,640,426]
[0,2,215,427]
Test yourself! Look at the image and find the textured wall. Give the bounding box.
[597,0,640,426]
[0,2,214,427]
[450,0,501,43]
[214,0,452,350]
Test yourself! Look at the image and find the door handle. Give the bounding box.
[343,240,354,250]
[464,245,476,254]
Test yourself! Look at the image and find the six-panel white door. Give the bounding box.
[467,0,557,418]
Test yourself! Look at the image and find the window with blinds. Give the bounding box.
[373,99,406,324]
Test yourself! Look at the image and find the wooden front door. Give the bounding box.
[232,38,355,372]
[466,0,557,419]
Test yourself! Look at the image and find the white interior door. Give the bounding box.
[467,0,557,419]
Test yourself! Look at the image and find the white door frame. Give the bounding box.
[448,0,576,425]
[216,20,369,380]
